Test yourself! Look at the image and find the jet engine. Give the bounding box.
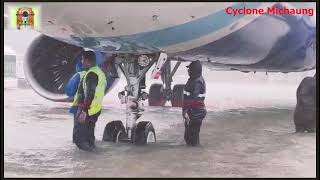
[24,35,119,102]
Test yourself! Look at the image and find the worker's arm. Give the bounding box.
[80,72,98,113]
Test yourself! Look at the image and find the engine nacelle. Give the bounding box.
[24,35,119,102]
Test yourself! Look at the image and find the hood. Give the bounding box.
[187,60,202,78]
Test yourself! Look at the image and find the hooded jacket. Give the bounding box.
[183,60,206,110]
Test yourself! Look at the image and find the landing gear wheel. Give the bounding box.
[132,121,156,145]
[102,120,126,142]
[294,76,316,133]
[171,84,185,107]
[148,84,166,106]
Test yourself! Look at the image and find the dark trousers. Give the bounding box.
[184,120,202,146]
[73,113,99,151]
[184,108,206,146]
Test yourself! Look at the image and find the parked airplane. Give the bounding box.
[4,2,316,144]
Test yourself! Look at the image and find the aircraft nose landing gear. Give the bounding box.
[103,53,167,145]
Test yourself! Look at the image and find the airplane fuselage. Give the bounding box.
[6,2,317,72]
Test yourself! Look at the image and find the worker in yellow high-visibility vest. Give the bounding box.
[73,50,107,152]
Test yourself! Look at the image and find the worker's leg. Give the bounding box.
[189,120,202,146]
[74,116,93,152]
[87,115,99,148]
[73,115,84,144]
[188,108,206,146]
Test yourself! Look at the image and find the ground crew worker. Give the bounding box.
[74,50,107,151]
[182,60,207,146]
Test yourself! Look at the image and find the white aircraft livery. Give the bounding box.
[3,2,316,144]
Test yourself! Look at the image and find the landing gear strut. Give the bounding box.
[103,53,167,144]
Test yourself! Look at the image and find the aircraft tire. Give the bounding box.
[102,120,126,142]
[294,76,316,133]
[171,84,185,107]
[132,121,156,145]
[148,84,166,106]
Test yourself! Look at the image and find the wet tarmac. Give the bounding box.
[4,81,316,177]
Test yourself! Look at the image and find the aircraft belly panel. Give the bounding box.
[39,2,235,37]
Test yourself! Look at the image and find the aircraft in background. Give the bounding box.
[3,2,316,144]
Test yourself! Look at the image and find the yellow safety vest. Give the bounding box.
[83,66,107,116]
[72,71,86,107]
